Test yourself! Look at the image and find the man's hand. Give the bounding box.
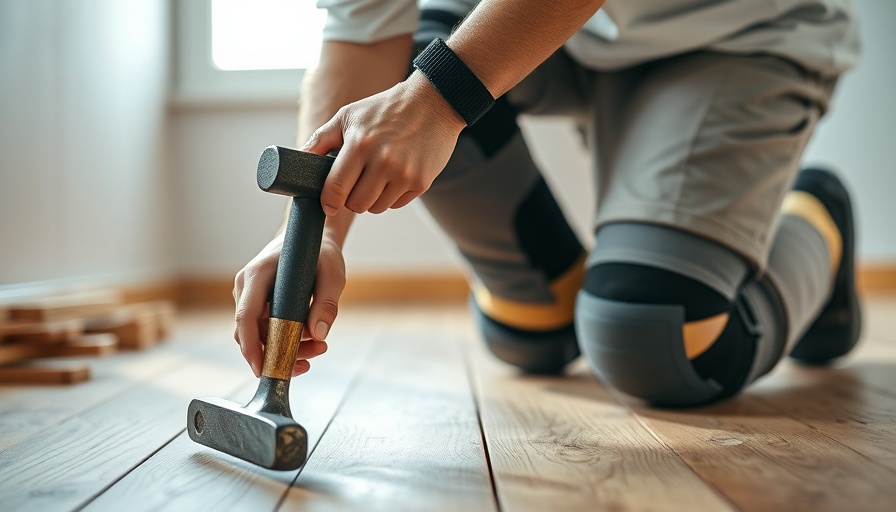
[302,72,466,216]
[233,234,346,378]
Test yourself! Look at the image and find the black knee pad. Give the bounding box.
[576,263,757,407]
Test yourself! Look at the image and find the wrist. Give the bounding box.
[322,209,355,249]
[405,71,467,133]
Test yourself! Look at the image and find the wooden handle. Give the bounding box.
[261,318,305,380]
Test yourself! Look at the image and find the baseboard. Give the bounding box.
[16,264,896,310]
[176,273,470,307]
[857,264,896,294]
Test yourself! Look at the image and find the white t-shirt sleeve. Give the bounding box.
[317,0,419,43]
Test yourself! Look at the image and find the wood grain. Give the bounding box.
[1,298,895,511]
[461,316,732,512]
[281,308,496,511]
[0,350,253,511]
[0,310,231,453]
[746,317,896,475]
[620,390,896,511]
[752,363,896,475]
[82,313,380,512]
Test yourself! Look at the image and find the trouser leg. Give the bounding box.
[415,10,590,373]
[573,51,839,406]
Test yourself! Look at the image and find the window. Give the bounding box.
[210,0,325,71]
[174,0,326,106]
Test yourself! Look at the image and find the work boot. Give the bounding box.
[789,167,863,364]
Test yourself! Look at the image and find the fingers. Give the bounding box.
[305,114,363,217]
[301,116,344,156]
[368,182,409,214]
[296,339,328,359]
[345,164,388,214]
[390,190,420,210]
[234,269,273,377]
[320,142,365,217]
[307,243,346,342]
[291,360,311,378]
[289,339,327,378]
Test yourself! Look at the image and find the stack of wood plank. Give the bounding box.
[0,289,175,384]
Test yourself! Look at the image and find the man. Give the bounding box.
[233,0,861,406]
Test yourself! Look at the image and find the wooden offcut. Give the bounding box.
[0,290,174,384]
[0,319,84,344]
[85,307,158,350]
[5,289,122,322]
[0,365,90,385]
[0,334,117,367]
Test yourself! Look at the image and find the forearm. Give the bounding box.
[444,0,604,97]
[299,35,414,140]
[296,35,415,244]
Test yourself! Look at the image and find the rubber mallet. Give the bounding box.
[187,146,334,470]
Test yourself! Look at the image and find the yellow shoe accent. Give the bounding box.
[782,191,843,276]
[473,254,586,331]
[682,312,730,359]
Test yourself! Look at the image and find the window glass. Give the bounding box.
[210,0,325,71]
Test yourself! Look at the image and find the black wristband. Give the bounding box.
[413,38,495,126]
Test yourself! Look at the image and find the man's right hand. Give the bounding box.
[233,233,346,378]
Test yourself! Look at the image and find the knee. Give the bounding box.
[574,263,736,407]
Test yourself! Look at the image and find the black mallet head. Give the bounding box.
[188,377,308,470]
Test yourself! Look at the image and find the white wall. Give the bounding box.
[802,0,896,263]
[0,0,172,291]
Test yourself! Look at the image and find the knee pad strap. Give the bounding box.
[575,291,723,407]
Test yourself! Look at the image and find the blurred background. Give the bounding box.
[1,0,894,304]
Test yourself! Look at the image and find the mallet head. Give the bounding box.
[188,377,308,470]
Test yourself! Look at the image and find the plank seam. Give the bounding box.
[274,330,381,512]
[463,346,502,512]
[0,356,196,458]
[71,375,255,512]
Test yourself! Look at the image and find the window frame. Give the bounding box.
[172,0,309,107]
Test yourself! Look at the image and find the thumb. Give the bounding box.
[300,117,344,156]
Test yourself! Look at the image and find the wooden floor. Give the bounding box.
[1,295,895,511]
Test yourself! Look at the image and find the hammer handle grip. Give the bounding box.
[271,196,325,324]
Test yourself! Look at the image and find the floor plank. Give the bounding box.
[752,363,896,475]
[81,315,379,512]
[0,310,240,453]
[466,337,733,512]
[0,318,253,511]
[281,309,496,511]
[746,314,896,475]
[1,297,895,511]
[620,389,896,511]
